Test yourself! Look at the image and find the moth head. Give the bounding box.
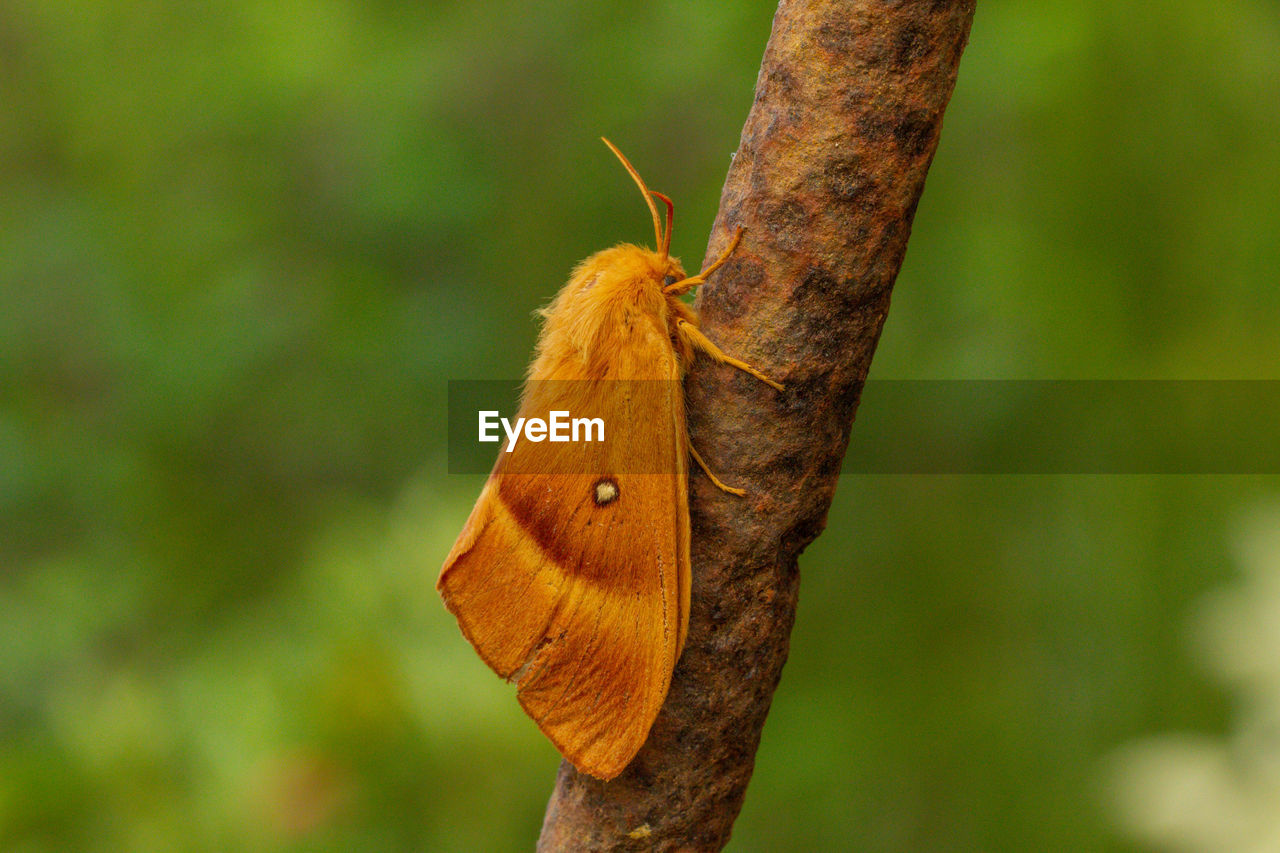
[642,193,695,296]
[660,261,687,290]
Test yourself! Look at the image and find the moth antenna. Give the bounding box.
[650,191,674,260]
[601,137,664,250]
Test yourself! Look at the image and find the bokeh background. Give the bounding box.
[3,2,1280,850]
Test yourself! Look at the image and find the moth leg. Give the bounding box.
[689,442,746,497]
[676,319,784,391]
[663,228,744,296]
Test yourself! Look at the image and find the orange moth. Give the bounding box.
[438,139,781,779]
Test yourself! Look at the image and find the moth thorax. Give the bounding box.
[593,478,620,506]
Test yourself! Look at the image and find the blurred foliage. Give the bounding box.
[1111,503,1280,852]
[1,1,1278,850]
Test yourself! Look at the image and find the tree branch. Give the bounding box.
[538,1,975,849]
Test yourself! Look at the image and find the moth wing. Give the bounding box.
[438,319,689,780]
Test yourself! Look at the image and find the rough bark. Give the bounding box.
[538,1,975,849]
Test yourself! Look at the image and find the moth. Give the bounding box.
[438,139,781,780]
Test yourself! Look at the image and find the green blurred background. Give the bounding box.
[3,2,1279,850]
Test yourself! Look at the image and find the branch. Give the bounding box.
[538,1,975,849]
